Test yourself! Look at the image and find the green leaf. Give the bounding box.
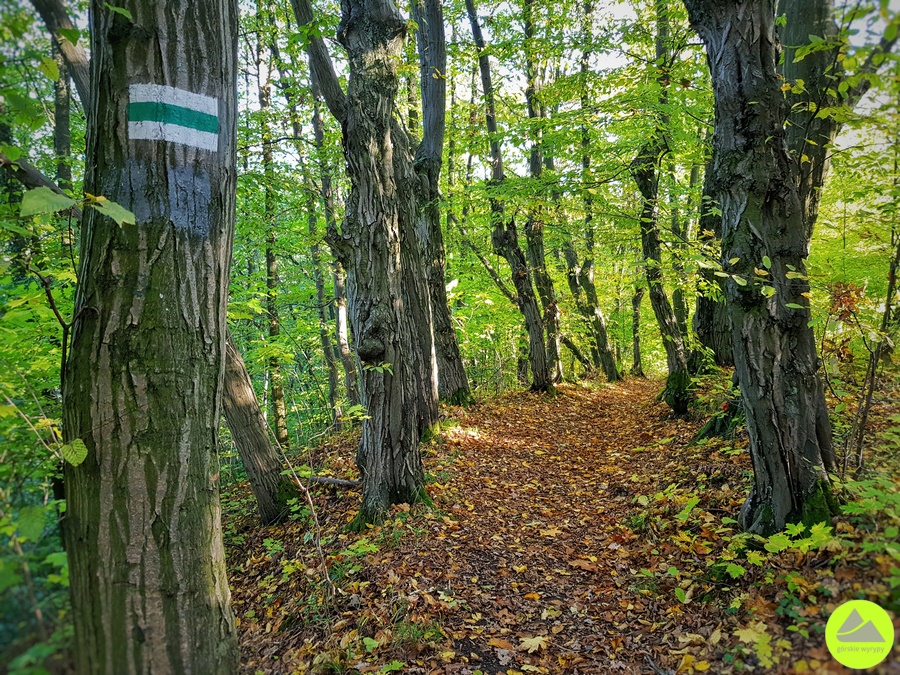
[785,303,805,309]
[38,55,60,81]
[762,256,772,269]
[61,438,88,466]
[20,187,76,218]
[363,637,380,652]
[104,3,133,19]
[0,144,22,161]
[0,560,22,594]
[725,563,746,579]
[764,533,792,553]
[733,275,748,286]
[58,27,80,45]
[676,496,700,523]
[667,565,679,576]
[885,526,899,539]
[90,199,136,226]
[17,504,46,541]
[379,662,405,673]
[674,587,687,603]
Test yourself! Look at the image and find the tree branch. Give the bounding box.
[288,0,347,122]
[30,0,91,110]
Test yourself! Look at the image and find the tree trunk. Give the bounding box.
[310,89,361,410]
[333,263,360,408]
[465,0,553,392]
[631,286,645,377]
[632,143,692,411]
[523,0,563,384]
[257,11,289,451]
[309,200,342,428]
[563,243,619,381]
[630,0,692,413]
[684,0,836,535]
[61,1,239,671]
[53,41,71,191]
[693,163,734,366]
[412,0,472,405]
[328,0,433,524]
[223,332,297,525]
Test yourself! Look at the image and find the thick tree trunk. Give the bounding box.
[223,333,297,525]
[330,0,433,524]
[61,1,239,671]
[684,0,835,535]
[412,0,472,405]
[631,287,645,377]
[466,0,553,392]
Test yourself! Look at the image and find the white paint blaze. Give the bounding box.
[127,121,218,152]
[128,84,219,151]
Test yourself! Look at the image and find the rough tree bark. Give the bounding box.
[684,0,836,535]
[61,0,239,671]
[223,332,298,525]
[631,0,692,413]
[466,0,553,392]
[290,0,437,524]
[412,0,472,405]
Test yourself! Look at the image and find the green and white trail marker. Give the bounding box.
[128,84,219,151]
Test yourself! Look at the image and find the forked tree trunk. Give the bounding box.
[684,0,836,535]
[329,0,434,524]
[412,0,472,405]
[466,0,553,392]
[61,1,239,671]
[223,332,298,524]
[632,143,692,412]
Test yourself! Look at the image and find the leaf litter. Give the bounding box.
[224,378,900,674]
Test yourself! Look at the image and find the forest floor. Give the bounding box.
[223,376,900,675]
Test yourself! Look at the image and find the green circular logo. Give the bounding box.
[826,599,895,669]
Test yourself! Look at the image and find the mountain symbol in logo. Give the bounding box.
[836,609,886,643]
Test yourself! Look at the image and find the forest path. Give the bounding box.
[371,378,712,673]
[229,377,889,674]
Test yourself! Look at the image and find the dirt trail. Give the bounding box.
[228,378,898,674]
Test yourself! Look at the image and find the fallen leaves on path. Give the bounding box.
[224,377,900,674]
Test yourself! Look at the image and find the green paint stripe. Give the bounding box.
[128,101,218,134]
